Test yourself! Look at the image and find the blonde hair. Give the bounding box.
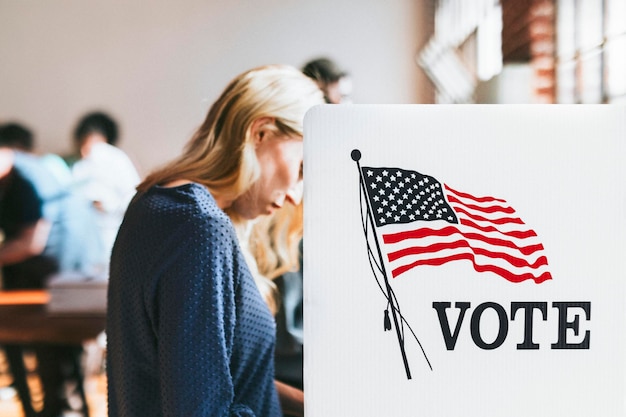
[140,65,322,199]
[139,65,324,313]
[250,201,303,280]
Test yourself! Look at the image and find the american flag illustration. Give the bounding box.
[361,166,552,283]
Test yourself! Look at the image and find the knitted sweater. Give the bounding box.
[106,183,281,417]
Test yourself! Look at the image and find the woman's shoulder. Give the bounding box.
[136,182,233,233]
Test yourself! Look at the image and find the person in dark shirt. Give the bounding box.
[0,126,103,417]
[106,64,323,417]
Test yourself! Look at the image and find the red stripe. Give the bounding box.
[459,218,538,239]
[446,194,515,214]
[444,184,506,203]
[391,252,552,283]
[452,205,524,225]
[383,226,459,243]
[383,227,544,257]
[387,239,549,269]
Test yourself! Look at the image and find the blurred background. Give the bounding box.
[1,0,625,175]
[1,1,625,415]
[0,0,430,175]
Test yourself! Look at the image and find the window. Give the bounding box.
[556,0,626,103]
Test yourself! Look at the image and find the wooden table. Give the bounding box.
[0,290,105,345]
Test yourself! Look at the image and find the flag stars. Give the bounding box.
[363,167,458,227]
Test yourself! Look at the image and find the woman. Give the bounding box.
[106,65,324,417]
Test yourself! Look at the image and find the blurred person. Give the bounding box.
[0,122,72,186]
[302,57,352,104]
[0,123,104,417]
[0,122,104,276]
[106,64,323,417]
[71,111,141,261]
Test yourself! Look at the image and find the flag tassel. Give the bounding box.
[384,309,392,331]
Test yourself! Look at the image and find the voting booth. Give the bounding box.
[303,105,626,416]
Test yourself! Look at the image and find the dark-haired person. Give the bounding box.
[0,137,103,417]
[70,111,140,260]
[302,57,351,104]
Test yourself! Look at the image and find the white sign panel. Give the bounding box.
[304,105,626,417]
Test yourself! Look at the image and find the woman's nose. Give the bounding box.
[285,180,304,206]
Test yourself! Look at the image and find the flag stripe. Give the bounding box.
[459,218,538,239]
[387,239,549,269]
[391,252,552,283]
[452,206,525,225]
[444,184,506,203]
[383,226,545,257]
[446,194,515,214]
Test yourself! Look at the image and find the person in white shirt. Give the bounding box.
[70,112,141,262]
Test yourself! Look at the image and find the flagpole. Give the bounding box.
[352,149,412,380]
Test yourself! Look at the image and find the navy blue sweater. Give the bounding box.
[107,183,281,417]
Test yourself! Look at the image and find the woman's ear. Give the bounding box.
[250,117,276,145]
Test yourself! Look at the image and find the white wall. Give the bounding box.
[0,0,431,175]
